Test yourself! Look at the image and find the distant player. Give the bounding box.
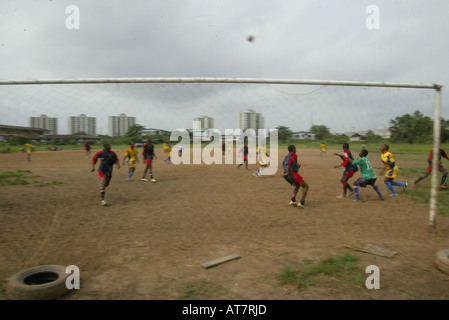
[237,143,249,170]
[163,143,172,164]
[91,142,120,206]
[24,141,32,161]
[253,141,269,177]
[123,142,139,181]
[320,142,327,157]
[412,147,448,189]
[282,145,309,208]
[141,139,157,182]
[334,143,358,198]
[380,144,408,197]
[84,141,91,158]
[347,149,384,202]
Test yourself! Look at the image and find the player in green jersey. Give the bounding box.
[348,149,384,202]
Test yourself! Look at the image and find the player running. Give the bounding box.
[253,141,269,177]
[141,139,157,182]
[283,145,309,209]
[237,143,249,170]
[380,144,408,197]
[24,141,33,161]
[334,143,358,199]
[412,147,448,189]
[123,142,139,181]
[91,142,120,206]
[347,149,384,202]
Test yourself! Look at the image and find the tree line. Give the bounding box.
[276,110,449,144]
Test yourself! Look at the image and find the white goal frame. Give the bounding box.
[0,77,443,230]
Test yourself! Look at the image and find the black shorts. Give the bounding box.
[355,178,377,188]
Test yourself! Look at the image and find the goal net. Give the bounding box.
[0,77,443,228]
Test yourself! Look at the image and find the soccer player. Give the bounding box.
[380,144,408,197]
[412,147,448,189]
[320,142,327,157]
[334,143,358,198]
[282,145,309,208]
[163,143,172,164]
[24,141,33,161]
[141,139,157,182]
[91,142,120,206]
[237,143,249,170]
[123,142,139,181]
[347,149,384,202]
[84,141,91,158]
[253,141,269,177]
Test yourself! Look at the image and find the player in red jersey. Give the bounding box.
[91,142,120,206]
[334,143,359,199]
[283,145,309,208]
[412,148,448,189]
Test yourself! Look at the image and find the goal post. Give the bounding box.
[0,77,443,229]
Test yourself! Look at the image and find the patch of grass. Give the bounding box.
[177,279,230,300]
[0,170,31,185]
[278,252,363,289]
[34,180,63,187]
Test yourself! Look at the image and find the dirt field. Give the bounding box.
[1,147,449,301]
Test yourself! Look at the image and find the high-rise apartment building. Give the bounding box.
[29,114,58,135]
[193,116,214,130]
[108,113,136,137]
[68,114,97,135]
[238,109,264,132]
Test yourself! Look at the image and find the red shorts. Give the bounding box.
[145,158,152,166]
[292,172,305,186]
[345,170,357,178]
[243,155,247,161]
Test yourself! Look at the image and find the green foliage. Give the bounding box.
[389,110,433,144]
[6,135,29,146]
[278,252,362,289]
[276,125,293,142]
[310,125,332,141]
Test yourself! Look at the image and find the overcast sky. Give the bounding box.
[1,0,448,135]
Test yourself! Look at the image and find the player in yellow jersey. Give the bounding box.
[253,141,269,177]
[380,144,408,197]
[24,141,33,161]
[320,142,327,157]
[163,143,172,164]
[123,142,139,181]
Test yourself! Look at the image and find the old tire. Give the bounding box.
[435,249,449,276]
[7,265,70,300]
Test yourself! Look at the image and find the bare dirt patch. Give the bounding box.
[1,148,449,300]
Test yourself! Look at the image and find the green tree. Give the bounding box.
[126,124,146,140]
[310,125,331,141]
[389,110,433,143]
[275,125,293,142]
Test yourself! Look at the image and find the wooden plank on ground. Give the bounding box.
[345,244,397,258]
[201,254,241,269]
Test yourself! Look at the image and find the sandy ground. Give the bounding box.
[1,147,449,301]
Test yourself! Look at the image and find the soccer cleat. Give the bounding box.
[403,183,408,192]
[389,193,398,197]
[151,179,157,183]
[352,199,360,202]
[441,185,448,189]
[141,178,149,182]
[296,203,305,209]
[101,200,108,206]
[289,200,298,206]
[336,195,346,199]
